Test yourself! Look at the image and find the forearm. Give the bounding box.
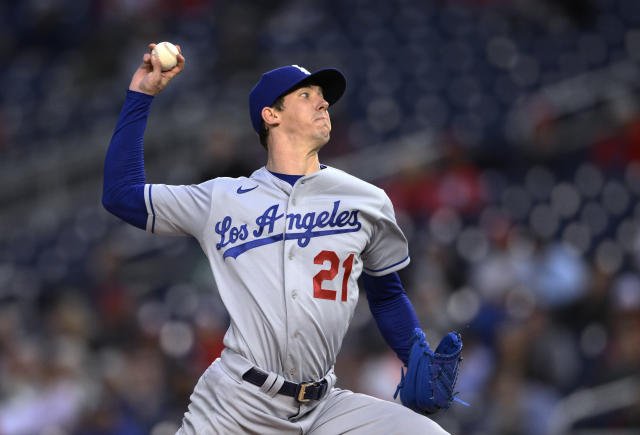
[102,90,154,229]
[362,272,420,365]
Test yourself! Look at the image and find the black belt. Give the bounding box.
[242,367,328,403]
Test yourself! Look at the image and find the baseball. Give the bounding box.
[152,41,179,71]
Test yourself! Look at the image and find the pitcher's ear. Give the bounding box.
[262,106,280,128]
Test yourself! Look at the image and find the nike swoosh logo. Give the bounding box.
[237,185,258,194]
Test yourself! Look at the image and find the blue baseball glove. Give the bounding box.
[394,328,467,414]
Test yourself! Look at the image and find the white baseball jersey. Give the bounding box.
[143,166,409,382]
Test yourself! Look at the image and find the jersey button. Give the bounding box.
[288,252,294,260]
[292,199,297,206]
[289,368,296,376]
[292,290,297,299]
[294,331,300,339]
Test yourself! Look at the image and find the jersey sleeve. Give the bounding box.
[361,193,410,276]
[144,180,215,238]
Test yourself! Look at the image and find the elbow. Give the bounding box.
[100,184,148,231]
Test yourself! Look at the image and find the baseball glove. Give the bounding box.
[394,328,467,414]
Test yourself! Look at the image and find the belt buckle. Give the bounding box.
[296,382,317,403]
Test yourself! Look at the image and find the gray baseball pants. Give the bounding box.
[176,349,449,435]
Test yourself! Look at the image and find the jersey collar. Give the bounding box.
[251,165,333,194]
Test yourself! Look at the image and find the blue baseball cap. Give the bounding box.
[249,65,346,133]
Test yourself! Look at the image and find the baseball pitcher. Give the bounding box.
[102,44,464,434]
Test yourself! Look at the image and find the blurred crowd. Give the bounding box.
[1,0,640,434]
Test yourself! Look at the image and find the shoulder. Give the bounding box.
[194,174,256,197]
[210,176,250,186]
[207,167,267,188]
[323,166,389,202]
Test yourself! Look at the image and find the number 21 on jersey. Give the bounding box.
[313,250,355,301]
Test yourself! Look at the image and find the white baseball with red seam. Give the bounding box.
[152,42,178,71]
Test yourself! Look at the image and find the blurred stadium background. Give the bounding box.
[1,0,640,434]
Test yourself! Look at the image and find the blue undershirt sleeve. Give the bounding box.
[361,271,420,365]
[102,90,154,230]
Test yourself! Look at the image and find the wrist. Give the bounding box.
[128,85,158,96]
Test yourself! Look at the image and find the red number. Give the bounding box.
[313,250,339,300]
[313,251,354,302]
